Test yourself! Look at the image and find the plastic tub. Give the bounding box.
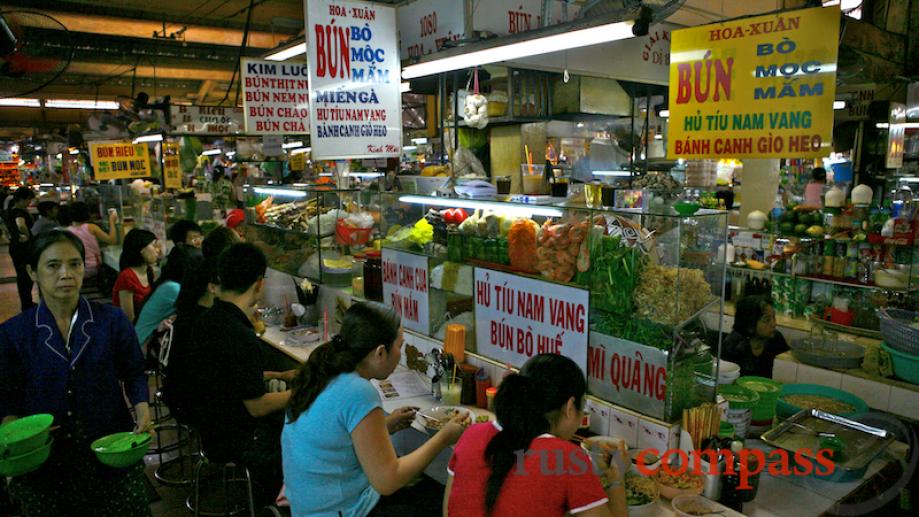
[880,308,919,355]
[736,376,782,424]
[0,438,52,477]
[776,384,867,420]
[91,432,152,468]
[882,343,919,385]
[717,385,759,438]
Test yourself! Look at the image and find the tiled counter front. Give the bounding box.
[774,352,919,422]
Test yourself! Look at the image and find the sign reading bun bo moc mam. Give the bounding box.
[668,6,840,159]
[305,0,402,159]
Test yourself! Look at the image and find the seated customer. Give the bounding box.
[722,295,789,377]
[30,199,59,236]
[189,243,291,506]
[446,354,627,517]
[167,219,203,251]
[282,302,468,516]
[134,245,201,346]
[67,201,118,281]
[113,229,159,322]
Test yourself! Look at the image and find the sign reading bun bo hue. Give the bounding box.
[305,0,402,159]
[667,6,840,159]
[381,249,430,334]
[474,268,588,371]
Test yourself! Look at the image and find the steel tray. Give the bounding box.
[789,338,866,370]
[761,409,894,474]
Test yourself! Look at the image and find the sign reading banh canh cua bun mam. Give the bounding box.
[668,6,840,159]
[305,0,401,159]
[89,141,152,181]
[381,249,430,334]
[474,268,589,372]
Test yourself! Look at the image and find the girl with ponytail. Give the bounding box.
[281,302,469,516]
[445,354,628,517]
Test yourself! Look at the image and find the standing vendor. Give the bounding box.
[722,295,789,377]
[0,230,152,516]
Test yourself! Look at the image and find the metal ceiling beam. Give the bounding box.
[1,7,288,49]
[0,0,301,34]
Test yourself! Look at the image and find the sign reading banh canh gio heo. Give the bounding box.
[305,0,402,159]
[668,6,840,159]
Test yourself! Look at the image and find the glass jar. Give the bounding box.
[351,253,366,299]
[364,250,383,302]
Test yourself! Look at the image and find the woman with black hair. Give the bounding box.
[133,244,202,346]
[6,187,37,310]
[282,302,468,516]
[722,295,789,377]
[167,219,203,250]
[112,228,159,322]
[0,230,151,516]
[446,354,628,517]
[66,201,118,282]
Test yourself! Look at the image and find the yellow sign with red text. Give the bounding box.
[89,141,152,180]
[163,142,182,189]
[668,6,840,159]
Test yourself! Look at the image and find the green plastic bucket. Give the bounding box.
[0,414,53,458]
[718,385,760,438]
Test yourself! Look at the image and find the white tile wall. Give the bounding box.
[609,407,639,447]
[795,364,842,389]
[841,375,891,411]
[585,399,611,436]
[772,358,798,384]
[888,387,919,421]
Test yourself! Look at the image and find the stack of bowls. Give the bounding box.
[717,385,759,438]
[716,360,741,385]
[0,414,54,477]
[736,376,782,435]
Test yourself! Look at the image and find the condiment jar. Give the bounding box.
[351,253,366,298]
[486,387,497,412]
[364,250,383,302]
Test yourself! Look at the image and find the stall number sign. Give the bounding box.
[306,0,402,159]
[241,58,310,134]
[162,142,182,189]
[381,249,430,334]
[89,141,152,180]
[474,268,588,371]
[587,332,669,417]
[668,6,840,159]
[171,105,243,134]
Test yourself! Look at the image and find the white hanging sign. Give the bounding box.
[305,0,402,159]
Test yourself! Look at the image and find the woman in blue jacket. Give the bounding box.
[0,230,152,517]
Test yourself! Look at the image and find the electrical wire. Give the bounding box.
[219,0,255,107]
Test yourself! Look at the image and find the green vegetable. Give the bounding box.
[590,236,643,315]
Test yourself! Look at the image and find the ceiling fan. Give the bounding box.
[0,10,74,98]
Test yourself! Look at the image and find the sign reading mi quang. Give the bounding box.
[668,6,840,159]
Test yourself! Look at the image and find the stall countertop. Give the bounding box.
[718,301,882,347]
[259,325,905,516]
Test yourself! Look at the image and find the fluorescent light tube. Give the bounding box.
[46,99,119,110]
[833,101,845,110]
[659,110,670,118]
[282,141,304,149]
[876,123,889,129]
[400,82,411,93]
[265,42,306,61]
[402,21,634,79]
[654,134,663,140]
[226,151,237,157]
[68,149,80,155]
[411,137,428,145]
[253,187,307,198]
[349,172,384,178]
[0,98,41,107]
[290,147,311,155]
[403,146,417,151]
[592,170,631,177]
[202,149,222,156]
[398,195,564,218]
[133,134,163,143]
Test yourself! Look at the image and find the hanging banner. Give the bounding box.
[474,268,588,372]
[171,105,244,134]
[88,141,152,180]
[305,0,402,159]
[396,0,464,59]
[240,58,310,134]
[382,249,430,334]
[162,142,182,189]
[668,6,840,159]
[289,152,306,171]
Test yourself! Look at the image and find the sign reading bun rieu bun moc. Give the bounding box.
[305,0,402,159]
[667,6,840,159]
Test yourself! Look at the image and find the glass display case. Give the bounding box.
[245,185,381,283]
[378,192,729,423]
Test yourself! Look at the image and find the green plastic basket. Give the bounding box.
[0,438,52,477]
[90,432,152,468]
[776,384,867,420]
[737,377,782,422]
[0,414,53,458]
[882,343,919,385]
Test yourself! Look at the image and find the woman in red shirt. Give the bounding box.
[112,229,159,322]
[445,354,628,517]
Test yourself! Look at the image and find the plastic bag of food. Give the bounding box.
[508,218,539,273]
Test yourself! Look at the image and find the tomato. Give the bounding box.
[443,208,468,225]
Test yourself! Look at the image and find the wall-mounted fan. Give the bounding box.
[0,10,74,98]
